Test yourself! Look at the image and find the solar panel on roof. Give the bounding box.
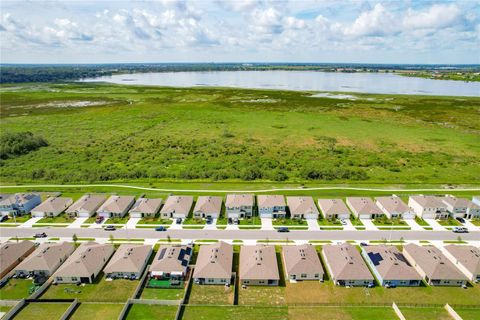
[185,247,192,255]
[181,259,188,266]
[368,252,384,266]
[158,248,167,260]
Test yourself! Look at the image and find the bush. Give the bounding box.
[0,131,48,160]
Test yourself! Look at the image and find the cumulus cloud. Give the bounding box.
[403,4,463,30]
[343,4,399,37]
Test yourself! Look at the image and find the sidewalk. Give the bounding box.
[424,219,445,231]
[404,219,424,231]
[225,224,239,230]
[67,217,88,229]
[19,217,43,228]
[306,219,320,231]
[360,219,378,231]
[261,218,274,230]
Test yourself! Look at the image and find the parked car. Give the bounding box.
[360,242,368,247]
[277,227,290,233]
[206,217,213,224]
[228,218,233,225]
[340,219,347,225]
[95,216,104,224]
[452,227,468,233]
[0,215,9,222]
[104,225,116,231]
[233,218,239,225]
[176,218,182,224]
[34,232,47,238]
[455,217,466,224]
[155,226,167,231]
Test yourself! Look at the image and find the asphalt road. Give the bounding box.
[1,227,479,241]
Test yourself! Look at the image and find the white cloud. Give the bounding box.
[403,4,463,30]
[343,3,399,37]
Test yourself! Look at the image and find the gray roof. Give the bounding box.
[149,245,192,274]
[409,195,445,208]
[286,197,319,215]
[375,196,411,214]
[193,196,222,215]
[32,197,73,214]
[0,241,35,274]
[14,242,75,273]
[322,243,374,281]
[66,195,106,214]
[97,196,135,214]
[347,197,382,215]
[404,244,468,281]
[239,245,279,281]
[193,241,233,279]
[160,196,194,215]
[129,198,163,214]
[54,242,114,278]
[363,245,422,281]
[282,244,324,276]
[257,195,285,208]
[225,194,254,207]
[104,244,152,274]
[442,196,479,210]
[444,245,480,276]
[317,199,350,216]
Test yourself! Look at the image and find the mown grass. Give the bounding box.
[126,305,178,320]
[399,307,452,320]
[15,303,70,320]
[1,83,479,185]
[69,303,124,320]
[0,279,37,300]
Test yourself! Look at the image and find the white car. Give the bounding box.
[340,219,347,225]
[452,227,468,233]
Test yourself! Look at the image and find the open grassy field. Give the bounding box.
[182,306,288,320]
[0,279,36,300]
[126,304,178,320]
[1,83,479,185]
[14,302,70,320]
[288,306,398,320]
[69,303,124,320]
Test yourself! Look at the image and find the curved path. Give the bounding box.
[1,184,480,193]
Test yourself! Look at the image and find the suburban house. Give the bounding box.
[30,197,73,217]
[149,245,193,283]
[317,199,351,220]
[282,244,324,281]
[286,196,319,220]
[0,193,41,216]
[322,243,374,287]
[97,195,136,218]
[403,244,468,286]
[66,194,106,218]
[129,198,163,218]
[104,244,152,280]
[361,245,422,287]
[160,196,194,219]
[14,242,75,283]
[443,245,480,282]
[441,196,480,219]
[346,197,383,219]
[225,194,254,219]
[0,240,36,279]
[193,241,233,285]
[257,195,286,219]
[193,196,223,219]
[53,242,114,284]
[375,196,415,219]
[408,195,448,219]
[239,245,279,286]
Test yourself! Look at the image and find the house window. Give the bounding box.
[314,274,319,278]
[301,274,307,278]
[57,277,63,281]
[71,277,78,281]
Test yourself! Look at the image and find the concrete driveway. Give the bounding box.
[67,217,88,229]
[19,217,43,228]
[424,219,445,231]
[261,218,274,230]
[360,219,378,231]
[405,219,424,231]
[307,219,320,231]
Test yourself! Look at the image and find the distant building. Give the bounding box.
[403,244,468,286]
[282,244,324,281]
[66,194,106,218]
[225,194,254,219]
[193,196,222,219]
[408,195,448,219]
[441,196,480,219]
[193,241,233,285]
[0,240,36,279]
[104,244,152,280]
[361,245,422,287]
[97,196,135,218]
[317,199,350,220]
[443,245,480,282]
[31,197,73,217]
[257,195,286,219]
[375,196,415,219]
[322,243,374,287]
[239,245,279,286]
[160,196,194,219]
[346,197,383,219]
[286,197,319,220]
[129,198,163,218]
[0,193,41,216]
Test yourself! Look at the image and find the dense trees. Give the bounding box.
[0,132,48,160]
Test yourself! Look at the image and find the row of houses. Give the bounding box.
[1,241,478,288]
[1,193,479,221]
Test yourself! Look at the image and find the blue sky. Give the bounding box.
[1,0,479,64]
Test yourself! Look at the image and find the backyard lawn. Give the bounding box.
[181,306,288,320]
[453,307,480,320]
[399,307,452,320]
[189,284,234,305]
[288,306,398,320]
[140,287,185,300]
[126,304,178,320]
[41,278,137,302]
[238,286,286,306]
[0,279,37,300]
[69,303,124,320]
[14,303,70,320]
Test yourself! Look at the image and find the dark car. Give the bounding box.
[0,215,9,222]
[206,217,213,224]
[456,217,466,224]
[176,218,182,224]
[34,232,47,238]
[155,226,167,231]
[277,227,290,233]
[104,225,116,231]
[360,242,368,247]
[228,218,233,225]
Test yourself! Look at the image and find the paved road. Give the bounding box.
[1,184,479,193]
[2,227,479,241]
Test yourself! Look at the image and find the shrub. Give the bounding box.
[0,131,48,160]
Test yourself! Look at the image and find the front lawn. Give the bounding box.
[37,213,74,224]
[182,306,288,320]
[140,287,184,300]
[437,218,461,226]
[84,216,97,224]
[69,303,124,320]
[0,279,38,300]
[399,307,452,320]
[189,284,234,305]
[350,217,364,226]
[126,305,178,320]
[318,218,341,226]
[372,217,407,226]
[272,218,307,226]
[138,215,172,225]
[41,277,137,302]
[183,217,206,225]
[15,303,70,320]
[238,216,261,225]
[0,214,31,223]
[470,219,480,226]
[104,216,130,224]
[415,216,429,226]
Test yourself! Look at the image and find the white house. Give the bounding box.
[257,195,286,218]
[225,194,254,219]
[30,197,73,217]
[408,195,448,219]
[375,196,415,219]
[441,196,480,219]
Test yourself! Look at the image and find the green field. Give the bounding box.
[399,307,452,320]
[140,287,185,300]
[126,304,178,320]
[14,302,70,320]
[1,83,479,185]
[454,308,480,320]
[0,279,37,300]
[69,303,124,320]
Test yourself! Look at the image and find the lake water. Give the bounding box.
[82,71,480,96]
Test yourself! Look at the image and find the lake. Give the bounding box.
[82,71,480,96]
